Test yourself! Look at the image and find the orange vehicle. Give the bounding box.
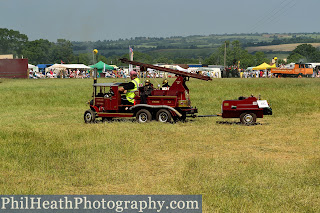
[271,63,313,77]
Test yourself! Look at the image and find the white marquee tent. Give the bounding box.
[47,64,92,70]
[28,64,39,72]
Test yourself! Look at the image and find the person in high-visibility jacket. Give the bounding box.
[119,70,142,105]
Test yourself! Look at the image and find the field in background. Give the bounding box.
[0,78,319,212]
[246,43,320,53]
[73,33,320,60]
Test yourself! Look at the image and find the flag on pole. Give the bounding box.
[129,46,134,72]
[129,46,134,60]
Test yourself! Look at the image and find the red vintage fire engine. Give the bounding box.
[84,59,272,125]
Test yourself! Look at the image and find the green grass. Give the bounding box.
[0,78,320,212]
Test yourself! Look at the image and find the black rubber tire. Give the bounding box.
[156,109,172,123]
[136,109,152,123]
[84,109,96,123]
[240,112,257,125]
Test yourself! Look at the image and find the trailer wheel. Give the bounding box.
[136,109,152,123]
[156,109,172,123]
[240,112,256,125]
[84,109,96,123]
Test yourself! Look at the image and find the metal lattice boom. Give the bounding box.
[120,58,212,81]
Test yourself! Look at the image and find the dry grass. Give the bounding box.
[0,78,319,212]
[246,43,320,53]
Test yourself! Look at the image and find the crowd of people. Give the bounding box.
[29,64,320,79]
[224,66,271,78]
[313,67,320,77]
[240,70,272,78]
[29,69,91,79]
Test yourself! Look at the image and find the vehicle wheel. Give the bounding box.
[156,109,172,123]
[84,109,96,123]
[136,109,152,123]
[240,112,256,125]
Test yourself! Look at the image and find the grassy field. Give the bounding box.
[246,43,320,53]
[0,78,320,212]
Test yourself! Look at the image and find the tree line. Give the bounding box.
[1,28,320,68]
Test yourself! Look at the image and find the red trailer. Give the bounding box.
[221,96,272,125]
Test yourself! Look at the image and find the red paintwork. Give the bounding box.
[86,59,212,120]
[91,76,195,118]
[134,76,187,107]
[89,72,200,119]
[88,59,208,119]
[98,85,121,111]
[222,96,264,118]
[0,59,28,78]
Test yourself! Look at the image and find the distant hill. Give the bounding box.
[71,33,320,60]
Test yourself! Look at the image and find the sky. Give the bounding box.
[1,0,319,42]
